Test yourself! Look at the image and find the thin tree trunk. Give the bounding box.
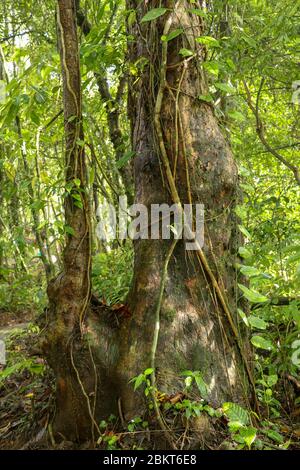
[35,129,54,273]
[42,0,93,440]
[16,116,53,281]
[75,0,133,202]
[0,46,27,273]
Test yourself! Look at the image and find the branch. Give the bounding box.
[253,142,300,155]
[251,296,300,310]
[286,374,300,390]
[43,109,63,130]
[0,30,54,45]
[270,297,300,306]
[0,30,33,43]
[243,80,300,185]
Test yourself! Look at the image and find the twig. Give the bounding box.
[286,374,300,390]
[243,80,300,185]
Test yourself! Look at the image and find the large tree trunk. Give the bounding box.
[114,0,253,421]
[42,0,254,446]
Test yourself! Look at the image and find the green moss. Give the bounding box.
[161,306,177,322]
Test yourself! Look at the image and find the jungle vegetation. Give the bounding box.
[0,0,299,451]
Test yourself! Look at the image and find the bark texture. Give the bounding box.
[42,0,93,440]
[114,0,251,419]
[43,0,253,445]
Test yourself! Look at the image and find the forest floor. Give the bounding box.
[1,311,300,450]
[0,310,55,449]
[0,309,32,329]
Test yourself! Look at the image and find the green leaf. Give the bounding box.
[144,368,153,376]
[202,61,219,75]
[229,421,244,433]
[198,93,214,103]
[287,252,300,264]
[228,110,245,122]
[215,82,236,94]
[251,335,274,351]
[291,346,300,367]
[127,11,136,27]
[194,373,208,398]
[64,225,75,236]
[223,402,249,426]
[29,111,40,125]
[263,429,284,444]
[240,265,261,277]
[67,115,77,123]
[242,34,257,48]
[89,167,95,185]
[133,373,145,390]
[238,225,251,239]
[141,8,168,23]
[28,362,44,374]
[116,151,135,169]
[238,284,269,303]
[181,370,194,376]
[239,426,257,449]
[185,376,193,388]
[73,199,83,209]
[0,362,24,381]
[2,101,19,127]
[37,220,47,231]
[76,139,85,147]
[161,29,183,42]
[196,36,220,48]
[99,420,107,430]
[238,247,252,259]
[179,48,194,57]
[267,374,278,387]
[34,91,45,104]
[238,308,249,327]
[188,8,207,18]
[203,405,216,417]
[248,316,267,330]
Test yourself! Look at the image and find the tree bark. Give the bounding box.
[43,0,254,446]
[42,0,93,441]
[114,0,252,420]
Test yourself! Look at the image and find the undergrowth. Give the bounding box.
[92,246,133,306]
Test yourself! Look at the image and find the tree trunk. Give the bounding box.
[115,0,252,420]
[43,0,254,446]
[41,0,93,441]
